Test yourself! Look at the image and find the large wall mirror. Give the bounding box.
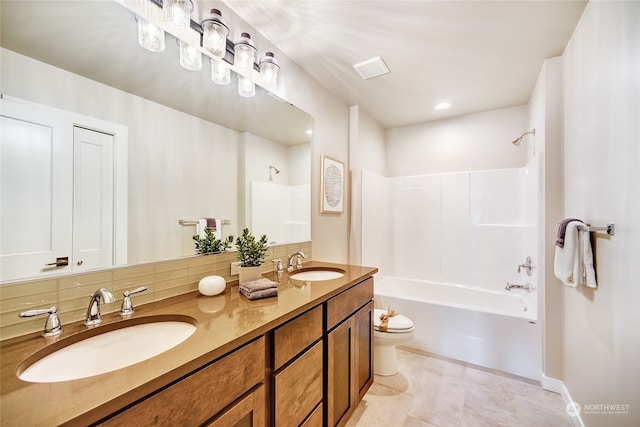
[0,0,312,283]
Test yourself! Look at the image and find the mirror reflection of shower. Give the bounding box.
[269,165,281,181]
[511,128,536,155]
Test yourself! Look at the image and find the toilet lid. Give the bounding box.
[374,309,414,332]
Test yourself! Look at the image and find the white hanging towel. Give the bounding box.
[581,228,597,288]
[196,218,222,240]
[554,220,597,287]
[196,219,208,239]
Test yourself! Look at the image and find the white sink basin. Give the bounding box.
[289,269,345,281]
[18,315,197,383]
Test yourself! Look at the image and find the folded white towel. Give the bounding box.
[581,228,597,288]
[554,221,581,287]
[554,220,597,288]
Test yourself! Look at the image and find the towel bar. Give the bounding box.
[577,223,615,236]
[179,219,231,226]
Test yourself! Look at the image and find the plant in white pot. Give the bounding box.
[235,228,269,284]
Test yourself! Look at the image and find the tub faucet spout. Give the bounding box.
[505,282,534,293]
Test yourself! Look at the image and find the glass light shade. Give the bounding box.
[163,0,193,28]
[259,52,280,87]
[238,75,255,98]
[178,39,202,71]
[201,9,229,59]
[211,58,230,85]
[136,17,165,53]
[234,33,257,73]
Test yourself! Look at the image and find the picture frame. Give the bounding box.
[320,155,344,213]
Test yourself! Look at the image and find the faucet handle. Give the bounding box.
[19,306,63,337]
[120,286,148,316]
[272,259,283,273]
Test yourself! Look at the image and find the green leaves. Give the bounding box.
[193,228,234,255]
[235,228,269,267]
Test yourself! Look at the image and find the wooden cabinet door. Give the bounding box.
[326,317,355,427]
[354,301,374,402]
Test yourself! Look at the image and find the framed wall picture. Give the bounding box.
[320,155,344,213]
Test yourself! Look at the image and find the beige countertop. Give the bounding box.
[0,261,377,426]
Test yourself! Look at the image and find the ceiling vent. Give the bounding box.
[353,56,390,80]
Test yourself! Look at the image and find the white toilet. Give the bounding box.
[373,308,415,376]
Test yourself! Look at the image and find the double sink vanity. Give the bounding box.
[0,261,377,426]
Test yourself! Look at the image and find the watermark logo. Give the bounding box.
[566,401,630,417]
[566,402,581,417]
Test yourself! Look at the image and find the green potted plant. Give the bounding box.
[193,228,234,255]
[235,228,269,283]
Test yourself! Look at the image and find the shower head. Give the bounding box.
[269,165,281,181]
[512,129,536,146]
[269,165,280,174]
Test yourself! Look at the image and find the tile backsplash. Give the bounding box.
[0,242,311,340]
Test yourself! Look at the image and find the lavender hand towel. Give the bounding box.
[240,287,278,300]
[239,278,278,293]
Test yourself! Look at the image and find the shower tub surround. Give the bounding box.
[363,155,541,378]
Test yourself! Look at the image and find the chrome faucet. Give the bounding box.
[517,256,533,276]
[505,282,534,293]
[287,251,307,272]
[84,288,115,326]
[19,306,63,337]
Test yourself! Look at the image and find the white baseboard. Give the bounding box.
[539,370,585,427]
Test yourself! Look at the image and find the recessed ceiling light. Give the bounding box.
[434,102,451,110]
[353,56,390,80]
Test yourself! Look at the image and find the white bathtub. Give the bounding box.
[374,276,541,379]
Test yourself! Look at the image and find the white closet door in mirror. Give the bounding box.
[72,126,114,272]
[0,99,73,281]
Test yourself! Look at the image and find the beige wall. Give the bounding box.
[385,105,529,177]
[560,1,640,425]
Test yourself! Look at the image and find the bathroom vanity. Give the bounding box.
[0,261,376,426]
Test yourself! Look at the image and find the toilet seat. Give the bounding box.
[374,309,414,333]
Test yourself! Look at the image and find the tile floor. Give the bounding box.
[347,348,574,427]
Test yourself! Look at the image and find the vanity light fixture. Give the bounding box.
[259,52,280,87]
[238,74,256,98]
[178,39,202,71]
[201,9,229,59]
[163,0,194,28]
[234,33,257,73]
[210,58,231,85]
[136,16,165,52]
[131,1,281,97]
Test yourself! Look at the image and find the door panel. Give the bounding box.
[73,126,114,271]
[1,100,73,281]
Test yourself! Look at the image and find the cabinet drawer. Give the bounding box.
[100,337,265,426]
[274,341,323,426]
[326,277,373,330]
[273,306,322,370]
